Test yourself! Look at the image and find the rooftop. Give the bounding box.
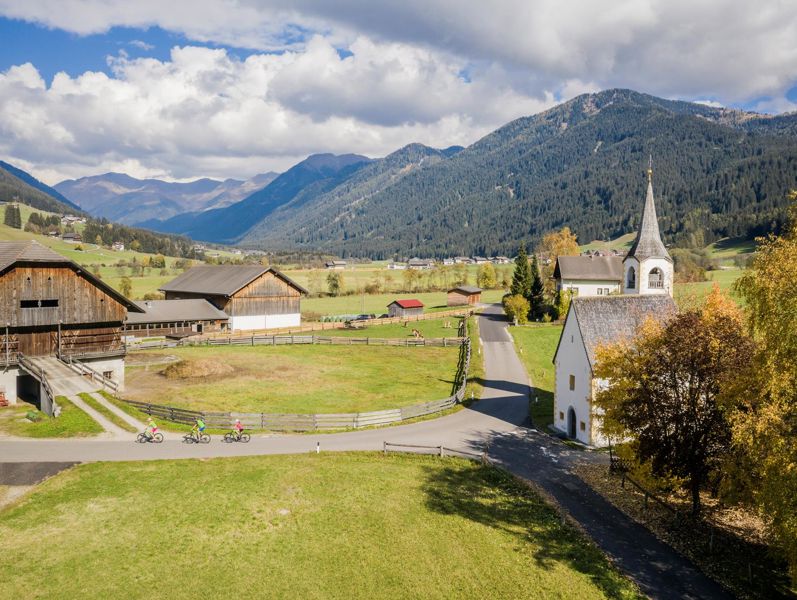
[449,285,482,294]
[126,299,229,325]
[390,299,424,309]
[160,265,307,297]
[554,255,623,281]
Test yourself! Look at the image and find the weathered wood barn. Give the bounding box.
[387,299,424,318]
[124,299,229,338]
[447,285,482,306]
[159,265,307,331]
[0,240,142,405]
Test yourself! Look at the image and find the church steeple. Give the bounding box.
[625,159,671,262]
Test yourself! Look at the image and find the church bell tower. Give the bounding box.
[622,159,674,297]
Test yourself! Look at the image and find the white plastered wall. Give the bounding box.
[82,357,126,392]
[0,367,19,404]
[637,257,674,297]
[553,305,595,445]
[559,279,621,297]
[230,313,301,331]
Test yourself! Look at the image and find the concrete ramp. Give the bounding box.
[26,356,103,397]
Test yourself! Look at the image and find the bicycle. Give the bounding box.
[223,430,251,443]
[136,431,163,443]
[183,431,210,444]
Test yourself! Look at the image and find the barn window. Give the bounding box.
[569,375,575,390]
[103,371,113,380]
[20,299,59,308]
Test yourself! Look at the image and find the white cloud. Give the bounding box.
[129,39,154,51]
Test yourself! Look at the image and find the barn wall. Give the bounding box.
[228,271,301,317]
[0,265,126,327]
[163,291,230,312]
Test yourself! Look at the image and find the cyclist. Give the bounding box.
[146,417,158,441]
[234,418,244,440]
[194,417,206,441]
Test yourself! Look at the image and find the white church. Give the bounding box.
[552,167,677,446]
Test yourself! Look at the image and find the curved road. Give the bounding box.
[0,305,730,599]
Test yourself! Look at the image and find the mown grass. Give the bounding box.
[675,267,744,307]
[322,316,466,339]
[0,453,641,600]
[124,344,460,414]
[465,315,486,403]
[78,392,137,433]
[509,324,562,430]
[0,396,102,438]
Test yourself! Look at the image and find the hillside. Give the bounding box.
[143,153,373,243]
[239,89,797,257]
[55,171,279,225]
[0,161,82,214]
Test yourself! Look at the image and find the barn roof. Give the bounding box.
[553,256,623,281]
[390,299,424,309]
[160,265,308,297]
[449,285,482,295]
[554,295,676,372]
[0,240,142,312]
[126,299,228,325]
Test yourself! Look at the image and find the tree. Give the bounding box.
[130,239,141,252]
[510,243,532,299]
[402,268,420,292]
[594,288,754,514]
[94,234,103,246]
[4,204,21,229]
[476,263,497,289]
[327,272,343,296]
[529,255,545,317]
[119,276,132,298]
[503,294,530,325]
[734,192,797,583]
[537,227,579,296]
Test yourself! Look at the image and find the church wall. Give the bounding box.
[553,306,594,445]
[623,258,639,295]
[559,279,621,298]
[637,257,674,297]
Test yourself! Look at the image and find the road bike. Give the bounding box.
[223,431,251,443]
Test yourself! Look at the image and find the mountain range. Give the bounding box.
[9,89,797,257]
[54,171,279,225]
[0,161,82,214]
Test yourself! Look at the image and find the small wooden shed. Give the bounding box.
[447,286,482,306]
[387,299,424,318]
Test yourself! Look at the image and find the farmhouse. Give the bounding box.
[0,241,142,411]
[160,265,307,331]
[61,232,81,243]
[125,299,229,338]
[553,255,623,297]
[325,260,346,270]
[553,168,676,445]
[387,299,424,318]
[407,258,434,270]
[447,285,482,306]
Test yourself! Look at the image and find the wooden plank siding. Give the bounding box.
[227,271,301,317]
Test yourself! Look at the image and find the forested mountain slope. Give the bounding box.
[0,161,83,214]
[241,89,797,257]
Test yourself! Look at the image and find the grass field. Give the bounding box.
[0,453,641,599]
[509,324,562,430]
[78,392,137,433]
[676,267,744,307]
[0,396,102,438]
[322,316,466,339]
[124,344,460,414]
[301,289,504,318]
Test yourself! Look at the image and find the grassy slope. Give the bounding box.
[675,267,743,307]
[0,396,102,438]
[0,454,640,600]
[78,392,136,433]
[124,344,460,414]
[509,324,562,430]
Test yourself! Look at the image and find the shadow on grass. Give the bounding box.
[421,461,638,599]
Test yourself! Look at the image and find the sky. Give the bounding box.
[1,1,797,185]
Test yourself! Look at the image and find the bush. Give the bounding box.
[503,294,530,325]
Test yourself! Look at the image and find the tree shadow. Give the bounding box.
[420,460,637,598]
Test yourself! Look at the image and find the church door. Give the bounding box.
[567,407,576,439]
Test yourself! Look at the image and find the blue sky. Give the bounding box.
[1,1,796,184]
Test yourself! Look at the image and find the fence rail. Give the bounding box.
[121,337,471,431]
[133,334,465,351]
[383,441,489,463]
[58,354,119,392]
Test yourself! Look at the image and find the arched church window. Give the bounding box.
[627,266,636,289]
[649,267,664,289]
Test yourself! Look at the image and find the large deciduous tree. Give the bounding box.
[476,262,497,289]
[734,192,797,584]
[594,287,754,514]
[537,227,579,296]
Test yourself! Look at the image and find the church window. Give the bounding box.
[627,266,636,289]
[559,411,564,420]
[580,421,586,431]
[569,375,575,390]
[648,267,664,289]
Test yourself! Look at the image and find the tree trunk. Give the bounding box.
[690,474,702,516]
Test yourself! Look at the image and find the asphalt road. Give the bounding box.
[0,304,731,599]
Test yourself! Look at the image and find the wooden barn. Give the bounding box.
[447,285,482,306]
[0,240,142,407]
[160,265,307,331]
[387,299,424,318]
[124,299,229,338]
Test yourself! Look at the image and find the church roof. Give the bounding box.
[554,295,677,372]
[625,178,672,262]
[553,256,623,281]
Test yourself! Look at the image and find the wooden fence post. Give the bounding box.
[383,441,387,454]
[439,445,444,457]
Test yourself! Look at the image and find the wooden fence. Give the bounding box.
[383,441,489,463]
[122,337,471,431]
[134,334,465,351]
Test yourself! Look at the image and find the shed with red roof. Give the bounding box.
[387,299,424,318]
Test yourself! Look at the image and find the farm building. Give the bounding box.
[124,299,229,338]
[0,240,142,411]
[160,265,307,331]
[387,299,424,318]
[324,260,346,270]
[447,286,482,306]
[61,232,81,243]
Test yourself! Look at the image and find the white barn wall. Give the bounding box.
[0,368,19,403]
[230,313,301,331]
[83,357,126,392]
[264,313,301,329]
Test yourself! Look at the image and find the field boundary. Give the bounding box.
[133,334,465,351]
[120,338,471,431]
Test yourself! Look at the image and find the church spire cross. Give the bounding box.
[648,155,653,183]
